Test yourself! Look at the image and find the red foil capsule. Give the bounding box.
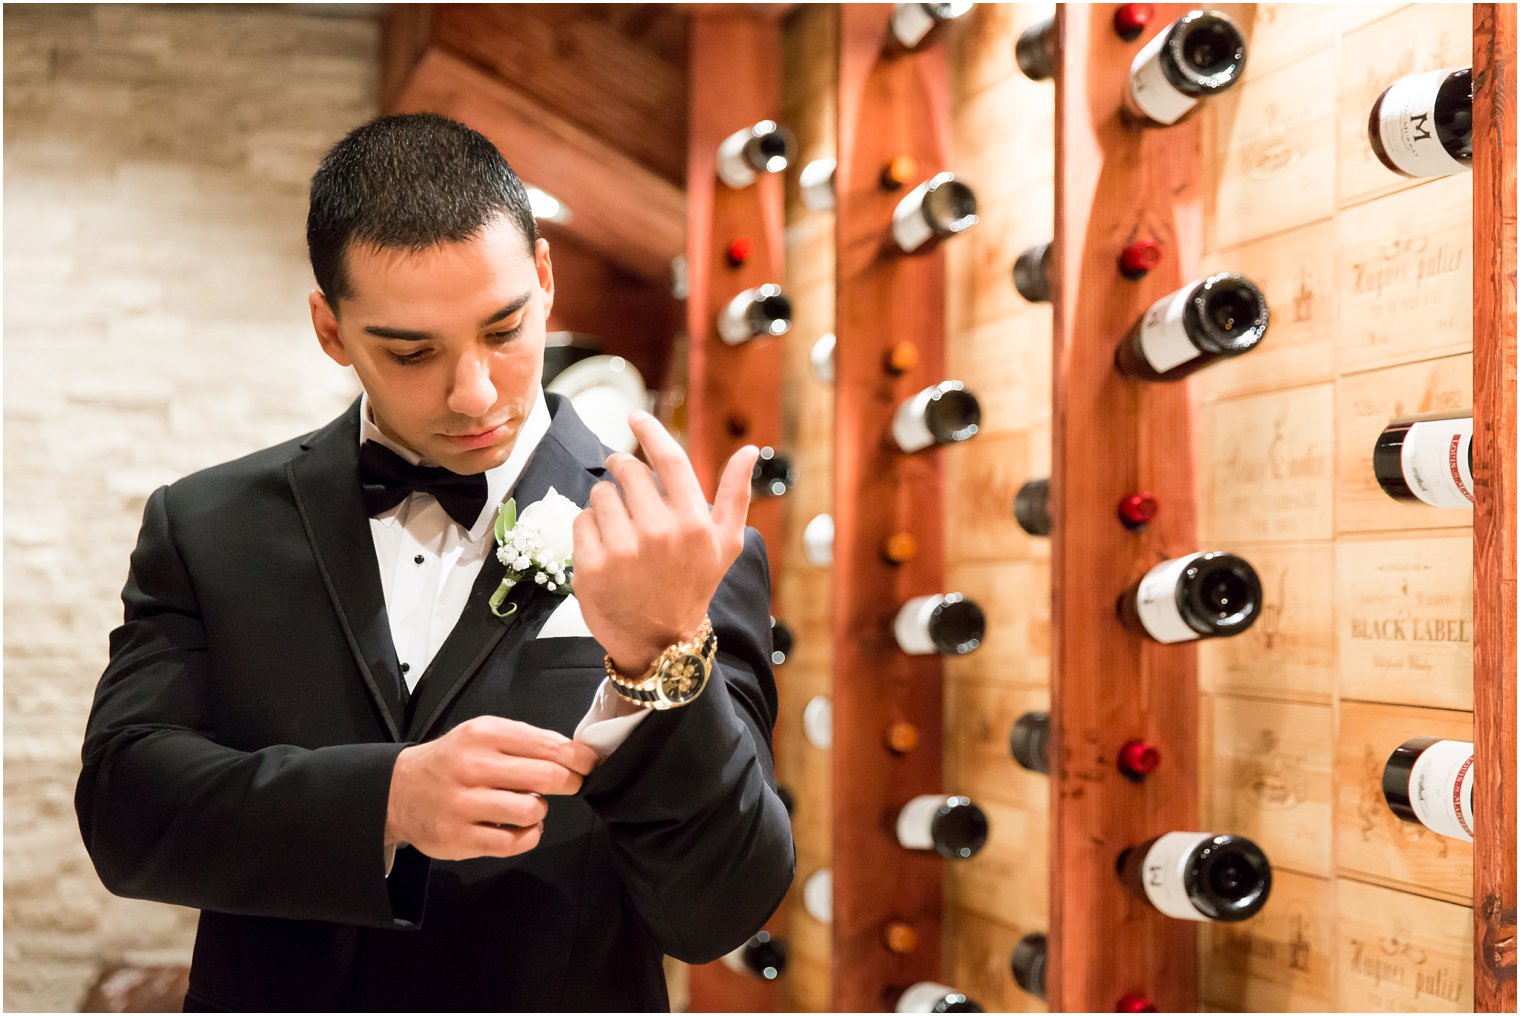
[1117,491,1159,528]
[1118,239,1163,278]
[1113,4,1154,41]
[1119,739,1161,779]
[725,236,752,268]
[1117,994,1158,1013]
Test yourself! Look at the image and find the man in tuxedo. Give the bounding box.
[75,113,794,1011]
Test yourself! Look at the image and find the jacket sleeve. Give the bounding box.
[74,483,430,928]
[578,526,796,963]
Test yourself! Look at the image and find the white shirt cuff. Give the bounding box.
[574,677,652,759]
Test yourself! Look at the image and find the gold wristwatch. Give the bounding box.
[605,616,717,710]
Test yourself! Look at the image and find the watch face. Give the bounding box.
[660,652,709,705]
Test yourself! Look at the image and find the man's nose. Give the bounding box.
[446,351,497,419]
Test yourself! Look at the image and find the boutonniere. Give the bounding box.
[489,487,578,619]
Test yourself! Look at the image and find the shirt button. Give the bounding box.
[414,554,424,565]
[400,662,411,674]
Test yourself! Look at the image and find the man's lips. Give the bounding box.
[442,421,511,448]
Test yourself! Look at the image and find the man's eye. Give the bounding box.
[487,326,523,343]
[390,349,430,366]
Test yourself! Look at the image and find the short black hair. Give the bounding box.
[306,112,537,307]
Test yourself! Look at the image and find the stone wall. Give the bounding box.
[3,5,378,1009]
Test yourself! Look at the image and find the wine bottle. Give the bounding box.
[1368,67,1472,178]
[1117,832,1272,921]
[1013,241,1053,302]
[720,930,787,980]
[800,157,837,212]
[1010,932,1048,1000]
[810,332,836,384]
[1123,9,1247,127]
[1015,16,1057,81]
[751,446,796,498]
[894,592,986,655]
[892,172,979,253]
[716,119,796,189]
[1114,272,1269,381]
[1014,477,1051,536]
[895,982,984,1013]
[892,380,982,452]
[890,2,974,50]
[1383,737,1475,842]
[1373,414,1475,509]
[803,512,834,567]
[802,695,832,750]
[802,867,832,924]
[718,284,793,345]
[896,794,989,859]
[769,617,793,666]
[1118,551,1263,644]
[1010,711,1051,774]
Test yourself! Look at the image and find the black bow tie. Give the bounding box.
[359,440,489,529]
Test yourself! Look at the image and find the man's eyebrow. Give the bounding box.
[362,292,533,341]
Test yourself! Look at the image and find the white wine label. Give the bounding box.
[895,793,947,850]
[1401,418,1475,509]
[894,595,942,654]
[1137,285,1201,374]
[809,332,836,384]
[897,982,959,1014]
[803,512,835,567]
[802,868,832,924]
[1376,69,1468,177]
[892,386,938,453]
[800,158,837,213]
[892,180,935,253]
[718,288,759,345]
[802,695,833,750]
[716,128,758,189]
[1408,739,1475,842]
[1135,553,1204,644]
[1141,831,1213,922]
[1128,30,1197,126]
[890,2,935,49]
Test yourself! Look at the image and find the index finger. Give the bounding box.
[627,411,708,513]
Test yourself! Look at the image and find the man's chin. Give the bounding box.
[431,432,518,475]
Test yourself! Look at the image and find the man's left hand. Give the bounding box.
[571,411,759,677]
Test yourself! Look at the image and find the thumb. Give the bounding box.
[711,444,759,549]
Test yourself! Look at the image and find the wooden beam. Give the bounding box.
[389,46,685,283]
[379,4,434,113]
[1473,4,1517,1011]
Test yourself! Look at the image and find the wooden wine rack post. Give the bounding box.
[686,13,787,1012]
[831,5,952,1010]
[1473,4,1517,1011]
[1049,5,1203,1011]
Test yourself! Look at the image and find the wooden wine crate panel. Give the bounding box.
[1199,869,1337,1013]
[1197,541,1336,705]
[945,678,1050,814]
[1223,3,1324,81]
[1334,353,1474,534]
[949,0,1054,107]
[783,222,837,307]
[1336,535,1474,712]
[1336,174,1474,374]
[944,907,1048,1015]
[952,72,1056,206]
[941,558,1051,691]
[1336,701,1474,905]
[946,179,1054,340]
[1336,3,1474,209]
[946,311,1054,437]
[1205,46,1337,252]
[945,799,1051,930]
[1201,694,1333,879]
[1199,383,1336,544]
[944,429,1051,566]
[1337,3,1408,35]
[1336,877,1475,1012]
[1196,219,1337,403]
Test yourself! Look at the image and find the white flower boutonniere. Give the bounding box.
[489,487,579,618]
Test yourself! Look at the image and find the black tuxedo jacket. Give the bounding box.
[75,394,794,1012]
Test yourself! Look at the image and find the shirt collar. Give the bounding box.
[358,387,553,542]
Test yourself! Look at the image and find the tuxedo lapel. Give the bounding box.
[404,393,610,742]
[286,398,407,739]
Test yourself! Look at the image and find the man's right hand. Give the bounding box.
[385,716,600,861]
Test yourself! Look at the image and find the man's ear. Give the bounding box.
[309,289,352,367]
[535,237,555,319]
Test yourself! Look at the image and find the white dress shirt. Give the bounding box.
[360,388,649,874]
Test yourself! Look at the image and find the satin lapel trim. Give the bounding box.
[286,400,407,740]
[406,425,605,743]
